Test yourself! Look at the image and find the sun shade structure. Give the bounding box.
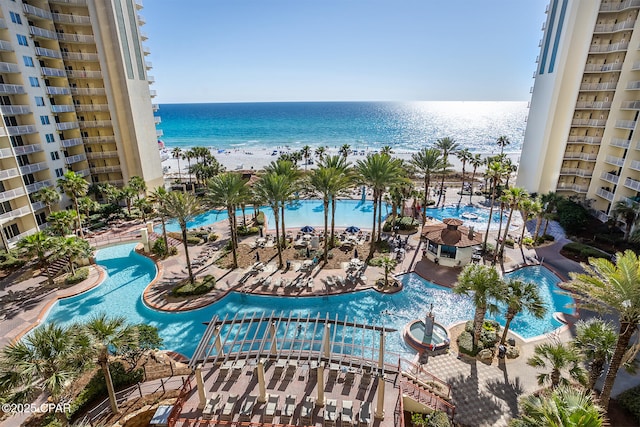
[421,218,483,268]
[345,225,360,233]
[300,225,315,233]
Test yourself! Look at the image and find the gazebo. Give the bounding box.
[421,218,483,267]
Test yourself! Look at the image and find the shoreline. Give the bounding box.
[161,146,521,176]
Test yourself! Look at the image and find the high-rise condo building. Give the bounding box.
[517,0,640,222]
[0,0,162,249]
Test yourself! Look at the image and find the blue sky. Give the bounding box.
[142,1,548,103]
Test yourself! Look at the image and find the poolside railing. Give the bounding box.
[399,357,452,399]
[167,376,192,427]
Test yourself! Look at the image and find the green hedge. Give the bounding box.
[172,275,216,296]
[238,226,259,236]
[456,331,475,356]
[65,267,89,285]
[617,385,640,423]
[458,320,500,356]
[563,242,611,259]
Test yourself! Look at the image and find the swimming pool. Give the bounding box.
[161,199,389,232]
[425,204,521,231]
[42,244,572,359]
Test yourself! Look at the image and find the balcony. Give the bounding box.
[0,168,19,180]
[624,177,640,192]
[154,116,161,125]
[627,81,640,90]
[83,136,115,144]
[588,42,629,53]
[610,138,631,148]
[0,62,20,73]
[35,46,62,59]
[140,31,148,40]
[57,33,95,44]
[75,104,109,112]
[55,121,79,131]
[0,84,25,95]
[0,105,30,115]
[64,153,87,165]
[563,152,598,161]
[152,104,159,112]
[26,179,52,194]
[7,125,37,136]
[0,205,32,222]
[79,120,112,129]
[595,210,610,223]
[67,70,103,79]
[20,162,47,175]
[46,86,71,96]
[0,148,12,158]
[31,201,45,211]
[593,20,636,33]
[70,87,105,96]
[601,172,620,184]
[138,14,146,25]
[13,144,43,155]
[23,3,53,20]
[621,100,640,110]
[62,51,99,62]
[599,0,640,12]
[75,168,90,177]
[145,61,153,70]
[557,183,589,193]
[91,165,121,174]
[575,101,612,109]
[605,155,625,166]
[60,137,83,148]
[50,104,76,113]
[571,118,607,127]
[86,151,118,160]
[148,75,155,84]
[580,82,617,91]
[49,0,88,5]
[559,168,593,177]
[583,62,623,73]
[7,228,37,245]
[630,160,640,171]
[29,26,57,40]
[0,40,13,52]
[143,45,150,55]
[567,136,602,145]
[52,12,91,25]
[42,67,67,78]
[0,18,6,30]
[615,120,637,129]
[156,129,163,137]
[596,187,615,201]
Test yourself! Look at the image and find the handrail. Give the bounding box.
[398,357,451,398]
[400,379,456,418]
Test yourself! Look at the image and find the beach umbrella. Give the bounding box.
[300,225,315,233]
[345,226,360,234]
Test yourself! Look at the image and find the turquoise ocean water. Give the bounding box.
[157,101,527,153]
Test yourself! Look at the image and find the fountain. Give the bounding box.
[403,304,450,353]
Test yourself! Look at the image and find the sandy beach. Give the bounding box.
[161,146,521,177]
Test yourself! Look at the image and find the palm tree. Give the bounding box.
[119,185,137,216]
[78,196,99,220]
[57,170,89,238]
[148,186,170,254]
[527,341,587,389]
[453,264,504,347]
[0,323,87,424]
[482,161,504,250]
[318,155,352,245]
[339,144,351,159]
[254,172,288,268]
[128,176,147,201]
[499,279,546,345]
[539,191,562,239]
[520,197,541,246]
[83,314,137,414]
[564,250,640,406]
[380,256,397,286]
[301,145,312,170]
[134,197,151,223]
[503,158,518,189]
[206,172,250,268]
[34,186,61,214]
[410,148,444,224]
[58,236,93,275]
[183,149,195,191]
[159,191,203,284]
[611,200,640,241]
[496,135,511,156]
[47,210,79,236]
[18,231,56,286]
[572,318,617,391]
[264,160,300,248]
[468,154,483,205]
[497,187,529,259]
[456,148,472,206]
[315,146,326,160]
[172,147,183,182]
[512,386,605,427]
[308,167,334,262]
[434,137,459,207]
[380,145,393,156]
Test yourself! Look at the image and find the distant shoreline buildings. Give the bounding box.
[0,0,162,249]
[518,0,640,222]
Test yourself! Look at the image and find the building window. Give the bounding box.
[45,133,55,143]
[35,96,44,106]
[55,167,64,178]
[28,77,39,87]
[16,34,27,46]
[40,115,50,125]
[35,212,46,225]
[440,245,457,259]
[9,12,22,25]
[50,151,59,161]
[427,241,438,255]
[23,56,34,67]
[3,223,20,241]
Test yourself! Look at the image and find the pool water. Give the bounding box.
[425,204,521,231]
[161,199,388,233]
[43,244,572,359]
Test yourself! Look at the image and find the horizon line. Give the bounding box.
[155,99,530,105]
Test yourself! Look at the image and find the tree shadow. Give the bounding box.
[483,360,525,419]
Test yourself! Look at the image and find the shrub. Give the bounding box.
[563,242,611,260]
[504,238,515,248]
[382,222,392,232]
[171,275,216,297]
[255,211,265,225]
[168,246,178,256]
[208,233,219,242]
[522,236,535,246]
[65,267,89,285]
[541,234,555,242]
[397,216,420,230]
[456,331,476,356]
[426,199,436,206]
[237,226,259,236]
[556,198,588,234]
[0,255,25,271]
[186,235,202,245]
[427,411,452,427]
[167,231,182,241]
[617,385,640,423]
[152,238,168,257]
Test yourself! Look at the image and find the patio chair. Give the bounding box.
[301,396,314,425]
[341,400,354,427]
[202,393,220,419]
[358,402,371,427]
[240,394,257,420]
[282,394,296,423]
[263,393,279,422]
[220,394,238,420]
[324,399,337,427]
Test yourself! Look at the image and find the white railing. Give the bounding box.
[580,82,617,91]
[605,155,626,166]
[596,187,615,201]
[624,177,640,191]
[62,51,99,62]
[575,101,612,109]
[26,180,52,194]
[79,120,112,128]
[627,81,640,90]
[7,125,37,135]
[599,0,640,12]
[92,165,121,174]
[610,138,631,148]
[156,129,163,137]
[46,86,71,95]
[589,42,629,53]
[64,153,87,165]
[629,160,640,171]
[13,144,43,155]
[571,118,607,127]
[154,116,161,124]
[559,168,593,177]
[621,100,640,109]
[567,136,602,144]
[70,87,106,96]
[61,137,84,148]
[593,20,635,33]
[0,62,19,73]
[75,104,109,112]
[23,3,52,20]
[0,40,13,51]
[76,168,90,177]
[42,67,67,78]
[0,105,30,115]
[0,84,25,95]
[20,162,47,175]
[35,47,62,59]
[584,62,623,72]
[49,0,88,5]
[0,168,19,180]
[87,151,118,159]
[595,210,610,223]
[0,148,12,158]
[0,187,26,202]
[31,201,45,211]
[52,12,91,25]
[29,25,57,40]
[67,69,103,79]
[557,183,589,193]
[0,205,31,222]
[615,120,637,129]
[55,121,79,131]
[84,136,116,144]
[601,172,620,184]
[7,228,38,245]
[50,105,76,113]
[57,33,95,44]
[563,152,598,161]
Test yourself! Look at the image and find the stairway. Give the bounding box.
[47,256,69,278]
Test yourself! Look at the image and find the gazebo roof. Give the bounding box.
[422,218,483,247]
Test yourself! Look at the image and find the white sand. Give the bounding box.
[160,147,521,178]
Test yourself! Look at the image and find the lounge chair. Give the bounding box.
[324,398,337,427]
[202,393,220,419]
[240,394,257,419]
[263,394,279,422]
[282,394,296,423]
[221,394,238,420]
[301,396,314,425]
[341,400,353,426]
[358,402,371,426]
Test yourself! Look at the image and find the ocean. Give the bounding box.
[156,101,527,154]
